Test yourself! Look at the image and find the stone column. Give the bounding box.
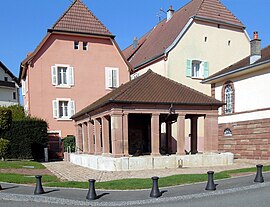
[111,112,124,157]
[88,120,94,154]
[190,117,198,154]
[82,122,89,153]
[151,113,160,156]
[204,114,219,152]
[166,122,172,154]
[75,124,83,153]
[176,114,185,155]
[94,119,102,155]
[102,116,110,155]
[123,113,129,156]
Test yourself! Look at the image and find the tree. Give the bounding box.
[0,138,10,160]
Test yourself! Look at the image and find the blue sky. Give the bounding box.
[0,0,269,78]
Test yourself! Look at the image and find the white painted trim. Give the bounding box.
[165,18,194,54]
[218,109,270,124]
[48,130,62,138]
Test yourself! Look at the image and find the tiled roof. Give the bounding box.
[72,70,223,118]
[51,0,112,36]
[203,45,270,82]
[0,61,19,86]
[123,0,244,69]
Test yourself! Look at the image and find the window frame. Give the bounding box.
[52,98,75,121]
[222,81,235,115]
[186,59,209,79]
[224,128,232,136]
[51,64,74,88]
[105,67,119,89]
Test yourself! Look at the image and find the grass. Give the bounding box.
[1,160,269,190]
[0,173,59,184]
[0,160,45,169]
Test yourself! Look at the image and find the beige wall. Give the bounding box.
[215,66,270,124]
[24,33,130,137]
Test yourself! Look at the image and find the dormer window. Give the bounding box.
[74,41,79,50]
[83,42,88,51]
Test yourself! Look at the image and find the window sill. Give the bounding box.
[191,77,204,80]
[55,85,72,89]
[56,118,73,121]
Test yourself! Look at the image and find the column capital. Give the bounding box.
[151,113,160,117]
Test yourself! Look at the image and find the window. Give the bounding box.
[186,59,209,79]
[224,85,233,114]
[83,42,88,50]
[13,92,16,100]
[52,99,75,120]
[51,65,74,87]
[224,128,232,136]
[4,77,8,81]
[105,67,119,89]
[74,41,79,50]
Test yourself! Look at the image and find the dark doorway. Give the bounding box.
[128,114,151,156]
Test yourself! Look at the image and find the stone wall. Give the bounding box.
[218,118,270,160]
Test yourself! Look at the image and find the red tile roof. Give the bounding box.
[123,0,244,69]
[51,0,112,36]
[72,70,223,118]
[202,45,270,83]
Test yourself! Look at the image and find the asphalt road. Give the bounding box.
[1,173,270,207]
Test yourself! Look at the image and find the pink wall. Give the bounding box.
[24,33,130,137]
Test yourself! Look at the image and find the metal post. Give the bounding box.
[254,164,264,183]
[205,171,216,191]
[34,175,45,195]
[86,179,97,200]
[150,176,162,198]
[0,184,2,190]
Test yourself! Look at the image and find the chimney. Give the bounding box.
[250,31,261,64]
[133,37,138,49]
[167,5,174,21]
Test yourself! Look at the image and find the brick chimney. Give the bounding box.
[250,31,261,64]
[167,6,174,21]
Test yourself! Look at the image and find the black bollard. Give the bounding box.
[0,184,2,190]
[150,176,162,198]
[254,164,264,183]
[205,171,216,191]
[34,175,45,195]
[86,179,97,200]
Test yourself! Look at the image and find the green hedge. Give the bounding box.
[63,135,76,152]
[0,108,12,132]
[1,118,48,160]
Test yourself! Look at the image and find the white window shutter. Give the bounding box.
[69,67,74,86]
[22,80,25,95]
[105,68,113,88]
[115,69,119,87]
[52,100,58,118]
[69,100,75,117]
[51,66,57,85]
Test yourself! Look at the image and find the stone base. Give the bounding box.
[69,152,234,171]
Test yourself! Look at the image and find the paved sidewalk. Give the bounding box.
[43,159,269,182]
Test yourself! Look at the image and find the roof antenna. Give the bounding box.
[156,8,166,22]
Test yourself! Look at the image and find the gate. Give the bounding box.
[47,132,64,160]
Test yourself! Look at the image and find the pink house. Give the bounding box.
[19,0,131,138]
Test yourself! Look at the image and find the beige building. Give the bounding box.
[123,0,250,153]
[203,32,270,160]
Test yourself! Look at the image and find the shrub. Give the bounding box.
[6,105,26,121]
[1,118,48,160]
[63,135,76,152]
[0,138,10,160]
[0,108,12,133]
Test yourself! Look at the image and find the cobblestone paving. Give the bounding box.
[43,159,270,182]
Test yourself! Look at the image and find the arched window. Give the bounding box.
[224,128,232,136]
[224,84,233,114]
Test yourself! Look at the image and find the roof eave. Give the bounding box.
[202,59,270,84]
[47,29,115,39]
[193,16,245,29]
